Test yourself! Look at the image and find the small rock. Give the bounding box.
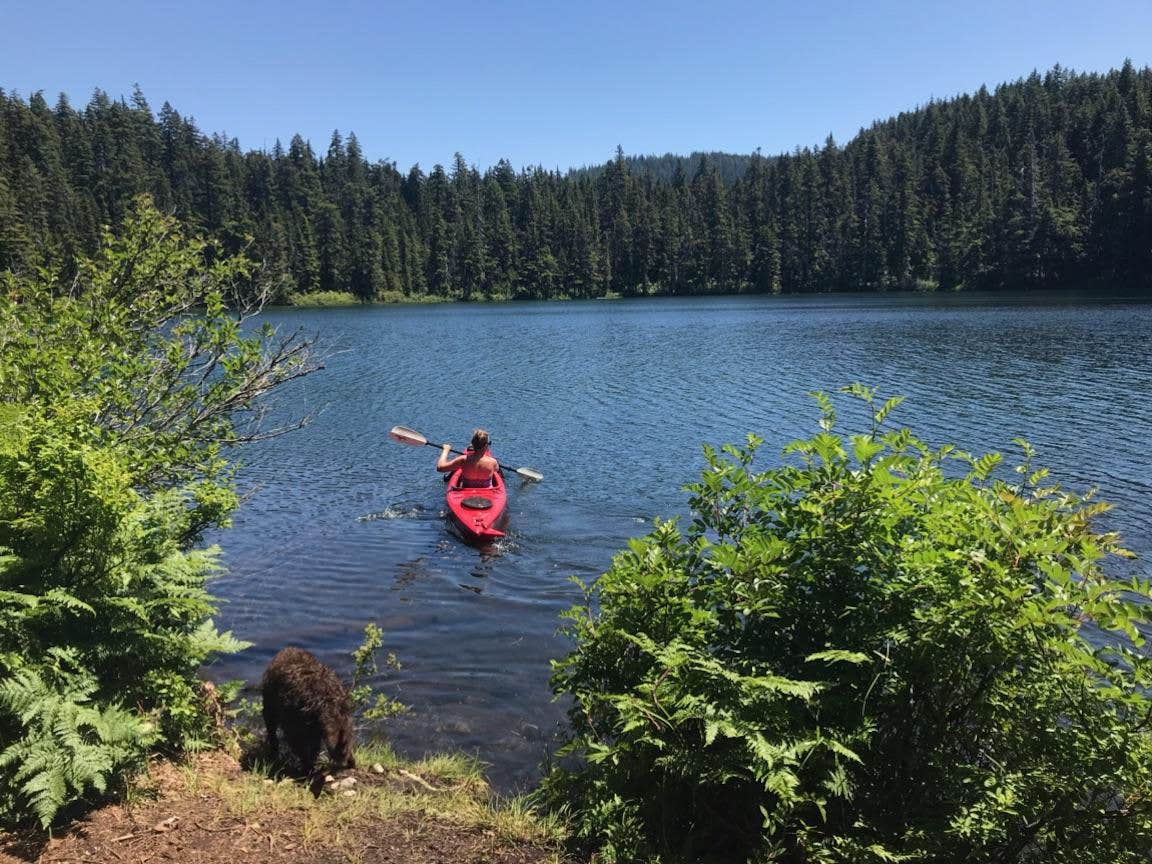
[151,816,179,833]
[371,763,385,774]
[324,774,336,783]
[341,789,358,797]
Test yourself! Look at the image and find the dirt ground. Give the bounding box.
[0,752,562,864]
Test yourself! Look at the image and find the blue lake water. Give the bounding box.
[204,291,1152,791]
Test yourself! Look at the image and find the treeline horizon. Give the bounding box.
[2,61,1150,301]
[571,150,755,186]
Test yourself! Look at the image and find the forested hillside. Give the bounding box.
[2,62,1150,300]
[570,151,753,185]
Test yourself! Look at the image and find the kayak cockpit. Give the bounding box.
[445,468,508,543]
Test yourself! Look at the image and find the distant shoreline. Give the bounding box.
[274,281,1150,309]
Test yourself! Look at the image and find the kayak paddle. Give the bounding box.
[388,425,544,482]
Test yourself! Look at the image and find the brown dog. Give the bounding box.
[262,647,356,775]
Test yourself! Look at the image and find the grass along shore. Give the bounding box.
[0,740,567,864]
[280,287,650,306]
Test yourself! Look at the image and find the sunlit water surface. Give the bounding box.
[204,291,1152,790]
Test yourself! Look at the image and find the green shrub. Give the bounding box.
[349,623,406,722]
[544,386,1152,863]
[285,289,361,307]
[0,198,315,826]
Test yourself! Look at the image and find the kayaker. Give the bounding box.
[436,428,500,488]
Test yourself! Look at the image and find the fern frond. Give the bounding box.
[0,667,152,826]
[188,619,251,656]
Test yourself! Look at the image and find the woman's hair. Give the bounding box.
[470,429,490,452]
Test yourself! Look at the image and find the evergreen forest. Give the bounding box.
[2,62,1150,301]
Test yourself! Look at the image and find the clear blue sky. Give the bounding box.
[3,0,1150,172]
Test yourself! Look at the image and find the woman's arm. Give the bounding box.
[436,443,463,472]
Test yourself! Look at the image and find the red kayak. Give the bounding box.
[445,467,508,543]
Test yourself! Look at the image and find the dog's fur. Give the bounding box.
[262,647,356,775]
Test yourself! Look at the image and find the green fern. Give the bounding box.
[0,669,154,826]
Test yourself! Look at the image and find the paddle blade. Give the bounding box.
[389,425,428,447]
[510,465,544,482]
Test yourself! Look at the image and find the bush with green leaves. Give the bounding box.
[0,197,315,826]
[350,623,407,723]
[544,386,1152,863]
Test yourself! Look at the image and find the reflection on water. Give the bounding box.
[204,290,1152,792]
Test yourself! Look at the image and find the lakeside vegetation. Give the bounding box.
[2,62,1151,304]
[0,200,317,827]
[543,388,1152,862]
